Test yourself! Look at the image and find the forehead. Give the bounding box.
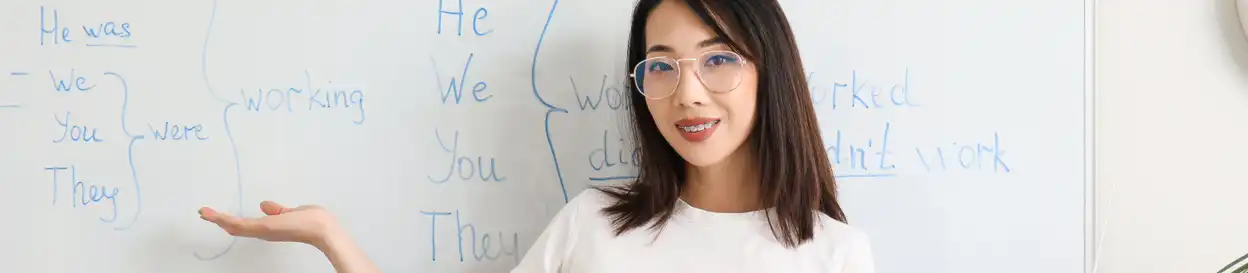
[643,1,720,54]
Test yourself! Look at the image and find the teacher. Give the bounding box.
[197,0,876,272]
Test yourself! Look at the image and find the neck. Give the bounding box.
[680,145,761,213]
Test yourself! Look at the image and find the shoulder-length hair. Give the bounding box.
[596,0,845,248]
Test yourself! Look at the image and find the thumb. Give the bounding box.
[259,201,289,216]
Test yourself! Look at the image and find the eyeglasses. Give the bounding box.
[629,50,747,100]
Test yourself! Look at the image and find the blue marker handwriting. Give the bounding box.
[49,69,95,92]
[52,111,104,143]
[432,53,491,105]
[809,68,919,110]
[240,70,366,125]
[571,75,629,112]
[40,6,135,48]
[421,210,519,264]
[914,132,1012,173]
[43,165,122,223]
[437,0,492,36]
[428,128,506,183]
[825,122,1013,178]
[532,0,573,202]
[147,122,208,141]
[587,129,638,171]
[826,122,895,174]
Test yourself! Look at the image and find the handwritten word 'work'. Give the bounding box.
[40,6,135,48]
[825,122,1013,177]
[240,70,366,125]
[421,210,519,264]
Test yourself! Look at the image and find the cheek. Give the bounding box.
[728,79,760,130]
[645,101,672,129]
[727,93,758,130]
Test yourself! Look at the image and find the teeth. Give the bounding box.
[679,120,720,133]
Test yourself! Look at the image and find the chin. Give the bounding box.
[662,133,738,168]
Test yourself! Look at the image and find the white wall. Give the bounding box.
[1097,0,1248,272]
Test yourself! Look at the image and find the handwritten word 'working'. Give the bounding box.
[40,6,135,48]
[240,70,366,124]
[421,210,519,264]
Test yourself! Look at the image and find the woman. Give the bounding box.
[198,0,875,272]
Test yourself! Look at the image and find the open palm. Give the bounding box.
[198,201,339,246]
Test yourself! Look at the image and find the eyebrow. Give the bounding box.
[645,37,727,54]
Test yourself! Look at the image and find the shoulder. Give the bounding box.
[548,188,617,227]
[568,187,618,212]
[809,214,875,273]
[545,187,617,231]
[812,214,872,249]
[511,189,618,273]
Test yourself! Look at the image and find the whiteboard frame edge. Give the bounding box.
[1083,0,1099,272]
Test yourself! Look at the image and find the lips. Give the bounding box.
[675,117,721,142]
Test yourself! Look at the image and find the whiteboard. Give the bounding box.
[0,0,1093,273]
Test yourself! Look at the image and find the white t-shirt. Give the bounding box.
[511,189,876,273]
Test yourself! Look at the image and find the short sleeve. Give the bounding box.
[841,229,876,273]
[510,191,587,273]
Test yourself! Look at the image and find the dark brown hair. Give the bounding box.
[596,0,845,248]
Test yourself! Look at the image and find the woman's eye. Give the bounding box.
[648,62,673,72]
[705,55,738,66]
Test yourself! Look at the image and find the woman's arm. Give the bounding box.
[316,227,381,273]
[199,201,380,273]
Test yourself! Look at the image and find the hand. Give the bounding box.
[198,201,340,248]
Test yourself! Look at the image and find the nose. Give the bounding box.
[673,59,710,108]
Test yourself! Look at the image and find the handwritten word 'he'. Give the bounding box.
[240,70,366,124]
[40,6,134,48]
[428,129,506,184]
[44,165,121,223]
[421,210,518,264]
[437,0,492,36]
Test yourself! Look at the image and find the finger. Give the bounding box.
[292,204,324,212]
[198,207,225,222]
[260,201,288,216]
[200,208,263,237]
